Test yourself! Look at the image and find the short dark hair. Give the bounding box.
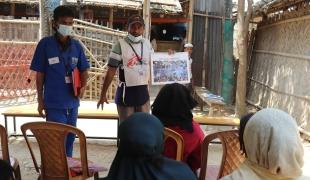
[53,5,74,21]
[239,112,255,156]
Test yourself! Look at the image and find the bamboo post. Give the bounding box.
[235,0,253,117]
[202,11,209,87]
[143,0,151,39]
[8,22,12,40]
[187,0,194,43]
[109,8,114,29]
[10,4,15,17]
[39,0,60,38]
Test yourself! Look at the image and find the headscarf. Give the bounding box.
[221,108,305,180]
[0,160,14,180]
[239,112,255,155]
[152,83,198,132]
[104,112,196,180]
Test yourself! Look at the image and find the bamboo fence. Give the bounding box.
[0,17,126,104]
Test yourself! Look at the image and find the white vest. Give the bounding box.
[119,38,151,87]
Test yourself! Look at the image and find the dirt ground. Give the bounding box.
[7,137,223,179]
[2,101,310,179]
[8,138,117,179]
[7,137,310,179]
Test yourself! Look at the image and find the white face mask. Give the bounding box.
[128,34,143,43]
[57,24,73,37]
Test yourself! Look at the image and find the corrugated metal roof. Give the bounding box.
[254,0,281,11]
[66,0,182,13]
[0,0,182,13]
[253,0,304,14]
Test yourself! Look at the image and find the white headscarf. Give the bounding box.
[222,108,305,180]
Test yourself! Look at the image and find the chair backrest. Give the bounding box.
[21,121,90,179]
[163,127,184,161]
[0,125,10,162]
[199,130,245,180]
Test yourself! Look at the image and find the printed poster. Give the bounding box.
[151,52,190,85]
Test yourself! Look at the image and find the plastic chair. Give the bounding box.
[199,130,245,180]
[21,121,105,180]
[163,127,184,161]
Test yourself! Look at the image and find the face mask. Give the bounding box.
[57,24,73,37]
[128,34,142,43]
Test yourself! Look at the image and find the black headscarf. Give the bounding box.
[0,160,14,180]
[239,112,255,156]
[152,83,198,132]
[104,112,197,180]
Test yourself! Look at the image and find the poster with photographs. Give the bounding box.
[151,52,190,85]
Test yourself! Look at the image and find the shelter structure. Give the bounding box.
[192,0,235,104]
[247,0,310,131]
[0,0,193,51]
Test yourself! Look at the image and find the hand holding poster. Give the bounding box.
[151,52,190,85]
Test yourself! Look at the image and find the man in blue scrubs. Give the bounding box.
[30,6,89,157]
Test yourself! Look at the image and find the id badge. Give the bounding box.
[48,57,60,65]
[65,76,72,83]
[138,65,144,76]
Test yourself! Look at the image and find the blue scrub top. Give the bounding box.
[30,36,90,109]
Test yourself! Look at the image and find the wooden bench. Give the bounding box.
[193,112,240,126]
[2,104,239,140]
[2,104,119,140]
[193,86,226,116]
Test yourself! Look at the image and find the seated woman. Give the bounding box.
[222,108,306,180]
[152,83,204,174]
[103,112,196,180]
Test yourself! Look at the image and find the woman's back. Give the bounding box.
[152,83,204,173]
[104,113,197,180]
[221,108,306,180]
[164,121,204,171]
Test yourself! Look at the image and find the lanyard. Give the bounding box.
[127,41,143,65]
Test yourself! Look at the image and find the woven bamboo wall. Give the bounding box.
[0,18,39,42]
[73,19,127,101]
[248,16,310,131]
[0,17,126,104]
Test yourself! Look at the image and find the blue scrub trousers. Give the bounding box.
[46,107,78,157]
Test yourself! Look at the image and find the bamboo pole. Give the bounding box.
[235,0,253,117]
[76,38,106,69]
[254,50,310,61]
[187,0,194,43]
[109,8,114,29]
[193,13,234,20]
[0,19,39,24]
[73,25,125,36]
[74,19,126,34]
[143,0,151,39]
[74,34,113,45]
[248,77,310,102]
[202,11,209,87]
[10,4,15,16]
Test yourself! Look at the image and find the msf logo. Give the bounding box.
[127,53,143,68]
